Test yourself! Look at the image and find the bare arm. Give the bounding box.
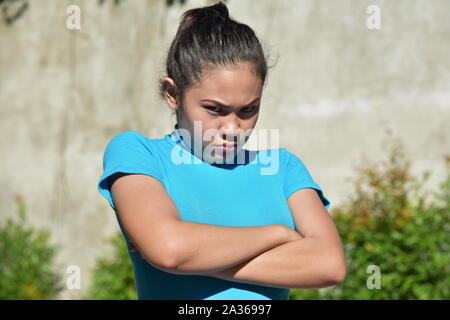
[206,233,345,289]
[202,188,347,289]
[110,173,299,274]
[164,220,298,274]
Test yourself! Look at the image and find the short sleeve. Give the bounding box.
[97,131,164,210]
[281,148,331,210]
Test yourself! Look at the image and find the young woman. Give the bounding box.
[98,1,345,300]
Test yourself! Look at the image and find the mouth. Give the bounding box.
[214,144,237,150]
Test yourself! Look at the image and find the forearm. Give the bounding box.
[168,221,292,275]
[204,236,345,290]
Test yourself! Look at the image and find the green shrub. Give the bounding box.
[0,195,63,299]
[290,134,450,300]
[84,232,137,300]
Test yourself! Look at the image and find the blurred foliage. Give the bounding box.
[84,232,137,300]
[165,0,228,7]
[165,0,187,6]
[98,0,126,6]
[1,0,228,25]
[0,195,63,299]
[98,0,227,8]
[290,130,450,300]
[0,0,28,25]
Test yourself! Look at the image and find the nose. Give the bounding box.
[219,116,241,143]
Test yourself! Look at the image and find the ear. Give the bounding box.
[160,77,179,112]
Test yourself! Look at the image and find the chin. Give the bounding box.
[203,148,242,165]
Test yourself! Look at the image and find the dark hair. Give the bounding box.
[159,1,275,119]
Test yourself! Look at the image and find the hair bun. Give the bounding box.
[200,1,230,22]
[177,1,229,37]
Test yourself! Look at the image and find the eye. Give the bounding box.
[241,105,258,113]
[204,106,222,113]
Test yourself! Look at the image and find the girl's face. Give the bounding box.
[162,62,263,164]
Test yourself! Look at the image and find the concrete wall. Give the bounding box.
[0,0,449,299]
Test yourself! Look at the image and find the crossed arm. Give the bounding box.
[129,187,346,290]
[187,188,345,289]
[225,188,345,289]
[205,232,346,290]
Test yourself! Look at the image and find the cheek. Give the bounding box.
[200,129,216,147]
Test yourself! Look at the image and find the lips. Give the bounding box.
[214,144,237,150]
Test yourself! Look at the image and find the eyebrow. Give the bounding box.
[201,97,260,109]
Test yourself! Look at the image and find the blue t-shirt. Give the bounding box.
[97,123,330,300]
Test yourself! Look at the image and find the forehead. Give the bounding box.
[188,63,262,102]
